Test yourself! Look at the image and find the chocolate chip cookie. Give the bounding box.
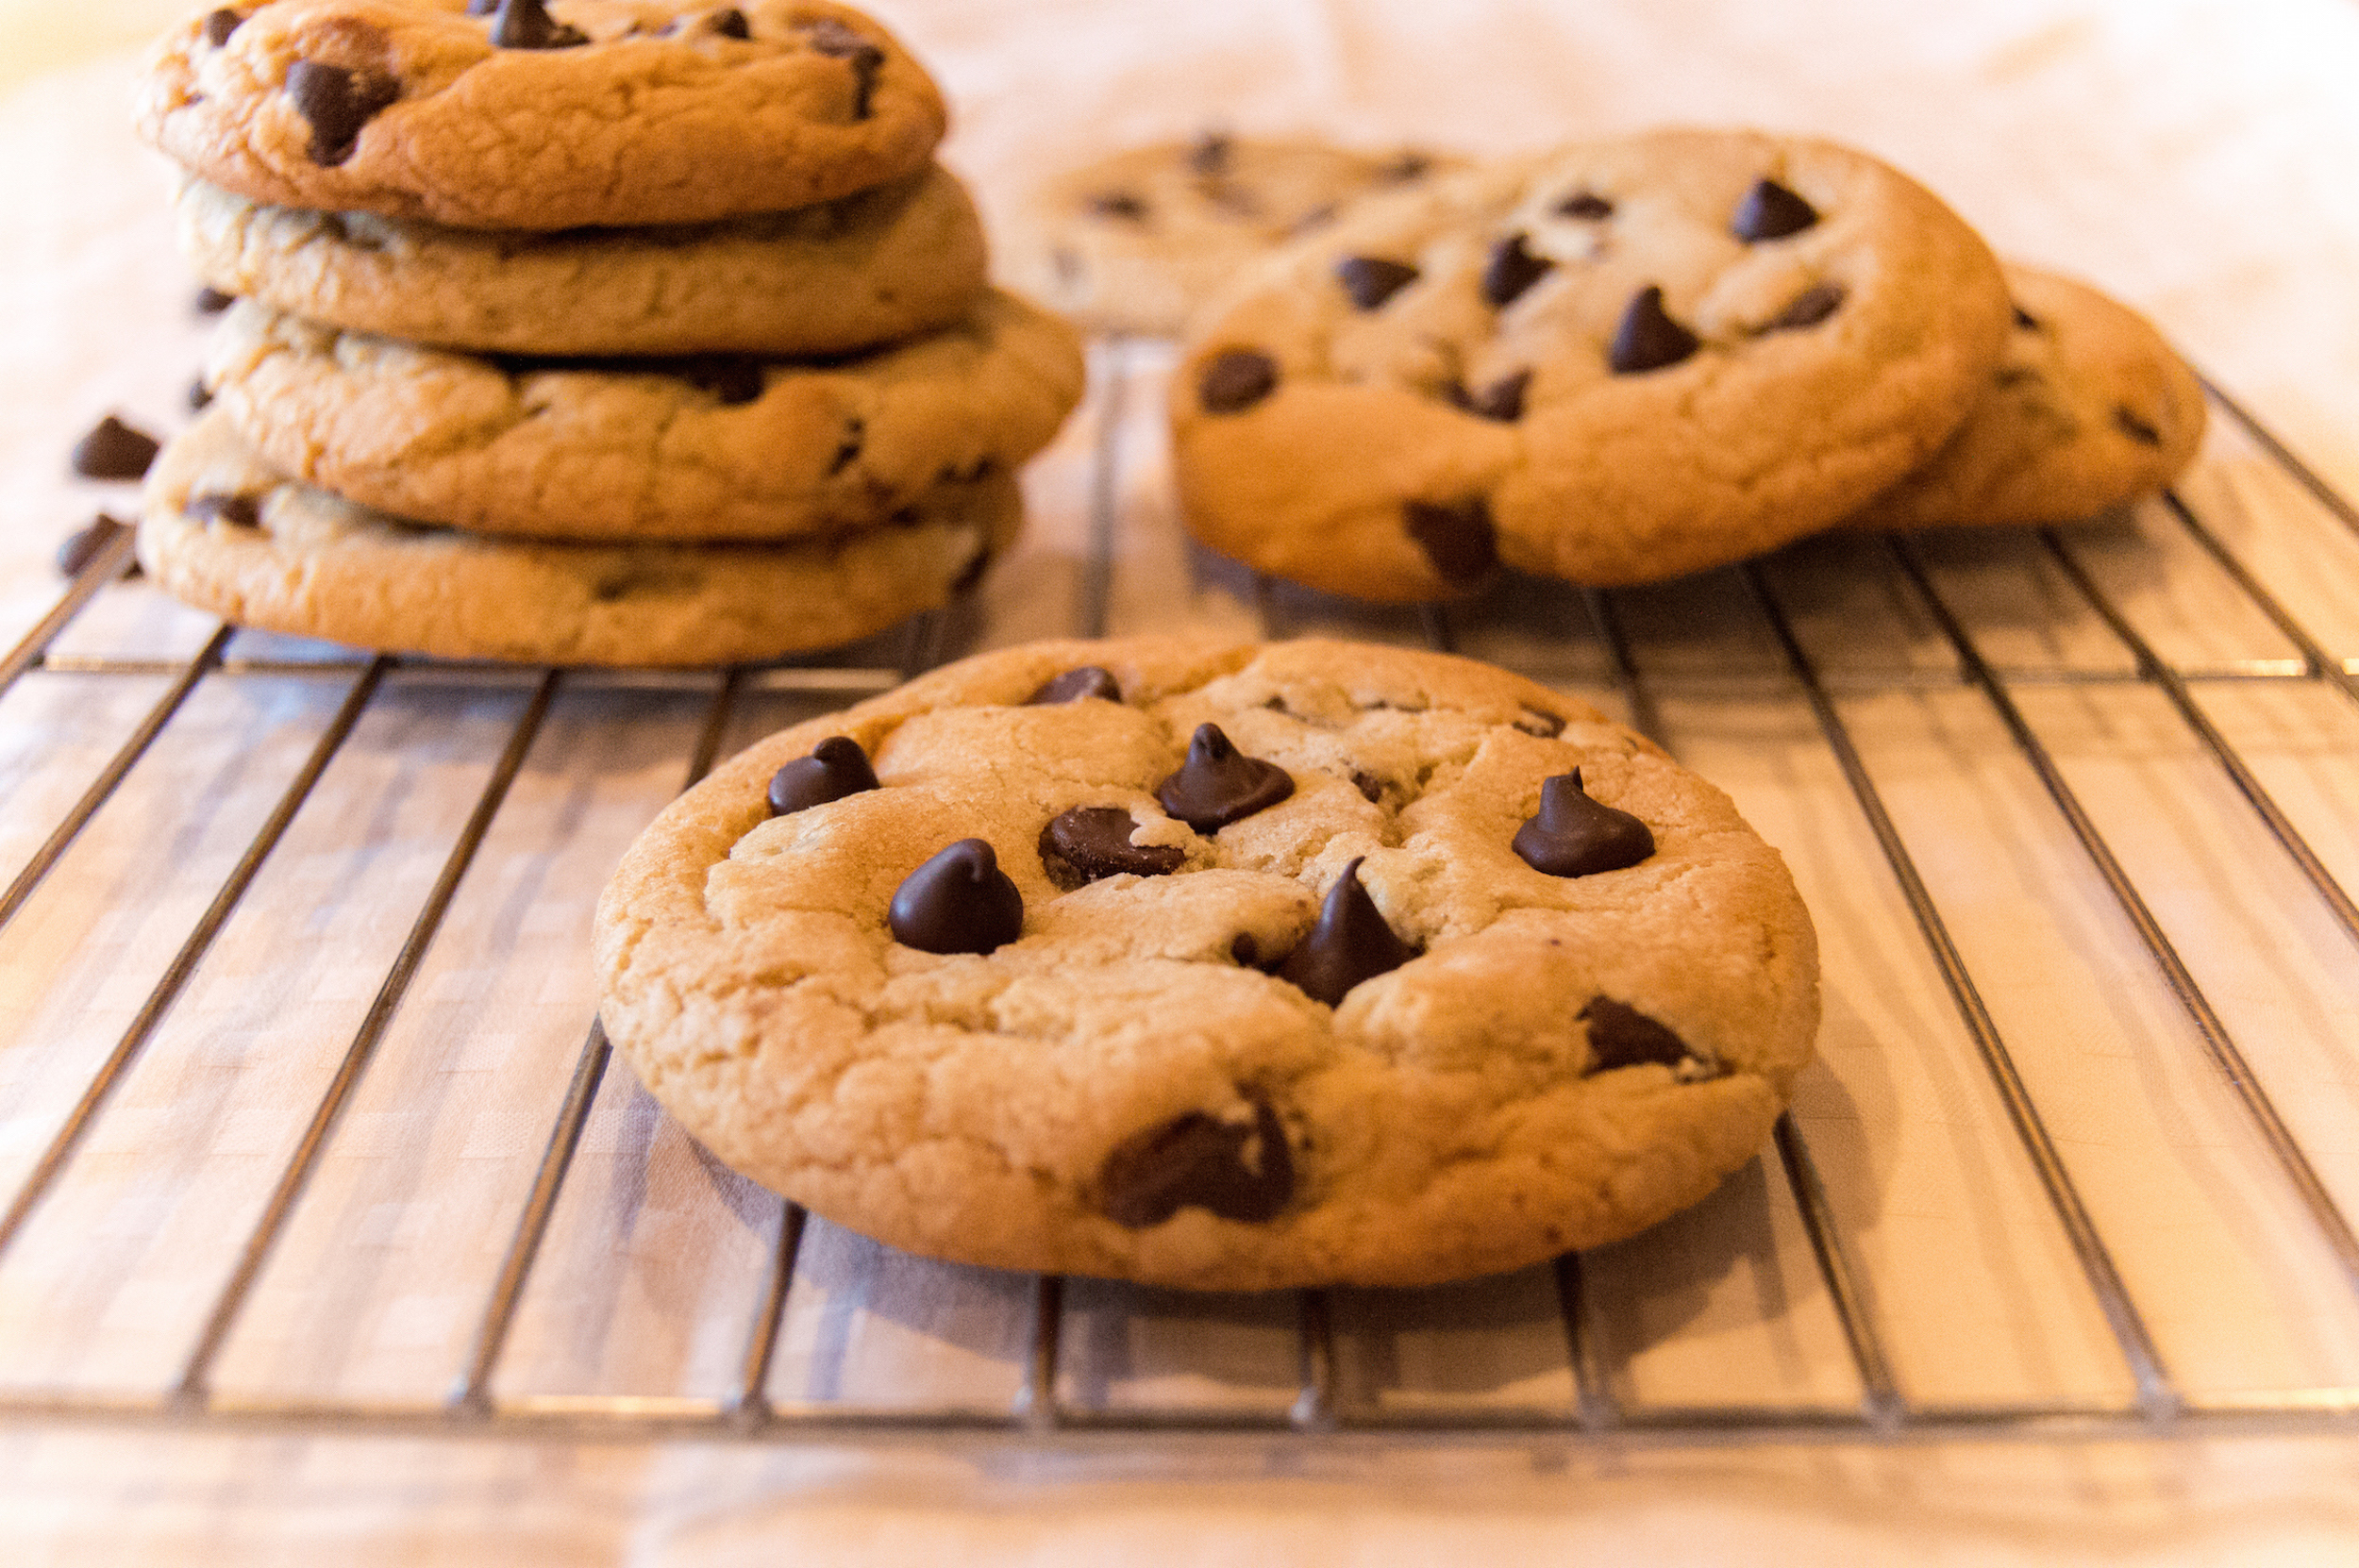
[137,1,946,230]
[594,637,1819,1290]
[1002,133,1464,338]
[175,163,990,357]
[201,291,1085,542]
[1848,265,2207,530]
[1170,129,2012,601]
[141,409,1016,666]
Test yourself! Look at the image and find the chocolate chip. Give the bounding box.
[1732,177,1818,242]
[286,59,401,167]
[1157,724,1294,831]
[1100,1099,1292,1227]
[202,9,243,48]
[1086,191,1148,221]
[1514,707,1564,738]
[1481,232,1554,308]
[1039,807,1185,888]
[767,736,879,817]
[1557,190,1614,220]
[1197,349,1279,414]
[1608,285,1699,375]
[1766,282,1844,332]
[1447,369,1530,423]
[1579,995,1694,1073]
[675,356,765,405]
[2013,304,2042,331]
[1351,770,1383,804]
[187,492,261,527]
[2113,405,2164,446]
[828,418,864,475]
[888,840,1024,956]
[1403,497,1499,587]
[188,376,214,411]
[194,285,236,314]
[798,18,884,117]
[710,8,750,39]
[57,514,133,578]
[1513,769,1655,878]
[1378,151,1432,183]
[1275,857,1418,1006]
[1027,666,1122,705]
[1187,132,1232,175]
[1230,932,1262,967]
[1335,256,1419,310]
[71,415,160,480]
[488,0,588,49]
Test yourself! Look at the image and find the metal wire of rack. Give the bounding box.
[0,341,2354,1454]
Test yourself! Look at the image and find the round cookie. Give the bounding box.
[1848,265,2207,530]
[141,409,1018,667]
[201,291,1085,542]
[176,164,990,357]
[1169,128,2013,601]
[1001,133,1465,338]
[594,636,1820,1291]
[136,1,946,231]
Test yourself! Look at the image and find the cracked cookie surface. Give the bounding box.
[202,291,1084,542]
[140,409,1017,665]
[138,1,946,230]
[1170,128,2011,601]
[594,636,1819,1290]
[1849,264,2206,529]
[176,163,990,357]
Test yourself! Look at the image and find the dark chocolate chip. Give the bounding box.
[57,514,133,578]
[674,356,765,405]
[489,0,588,49]
[2113,405,2164,446]
[1378,151,1433,183]
[202,9,244,48]
[1335,256,1419,310]
[1275,857,1418,1006]
[1027,665,1122,705]
[2013,304,2042,331]
[1608,285,1700,375]
[1198,349,1279,413]
[1230,932,1262,967]
[1514,706,1564,738]
[1447,368,1530,423]
[1481,232,1554,308]
[194,285,236,314]
[1513,769,1655,878]
[1579,995,1694,1073]
[1732,177,1818,242]
[767,736,879,817]
[711,8,750,39]
[1086,191,1148,221]
[1766,281,1845,332]
[1187,132,1232,175]
[888,839,1024,956]
[1557,190,1614,220]
[1351,770,1383,804]
[187,492,261,527]
[798,18,883,117]
[1403,496,1499,587]
[1157,724,1294,831]
[286,59,401,167]
[188,376,215,411]
[71,415,161,480]
[1100,1099,1291,1227]
[1039,807,1185,888]
[828,418,864,475]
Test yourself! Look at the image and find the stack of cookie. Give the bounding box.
[1164,128,2204,602]
[131,0,1084,666]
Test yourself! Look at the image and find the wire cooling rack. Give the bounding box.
[0,341,2353,1453]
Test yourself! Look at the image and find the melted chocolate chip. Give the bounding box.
[1447,369,1530,423]
[1276,858,1418,1006]
[1198,349,1279,413]
[1187,132,1232,175]
[1100,1099,1292,1227]
[1766,282,1844,332]
[194,285,236,314]
[187,492,262,527]
[71,416,160,480]
[1608,285,1700,375]
[1351,770,1383,804]
[1086,191,1148,221]
[287,59,401,167]
[1579,995,1695,1073]
[57,514,133,578]
[1403,497,1499,587]
[1039,807,1185,888]
[1732,177,1818,242]
[188,376,214,412]
[1026,666,1122,705]
[798,18,884,117]
[1557,190,1614,220]
[1481,232,1554,308]
[711,8,750,39]
[2012,304,2042,331]
[489,0,588,49]
[2113,405,2164,446]
[1157,724,1294,831]
[202,9,244,48]
[888,840,1024,956]
[767,736,879,817]
[1336,256,1419,310]
[1513,769,1655,878]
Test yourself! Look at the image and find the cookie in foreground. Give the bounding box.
[594,637,1819,1291]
